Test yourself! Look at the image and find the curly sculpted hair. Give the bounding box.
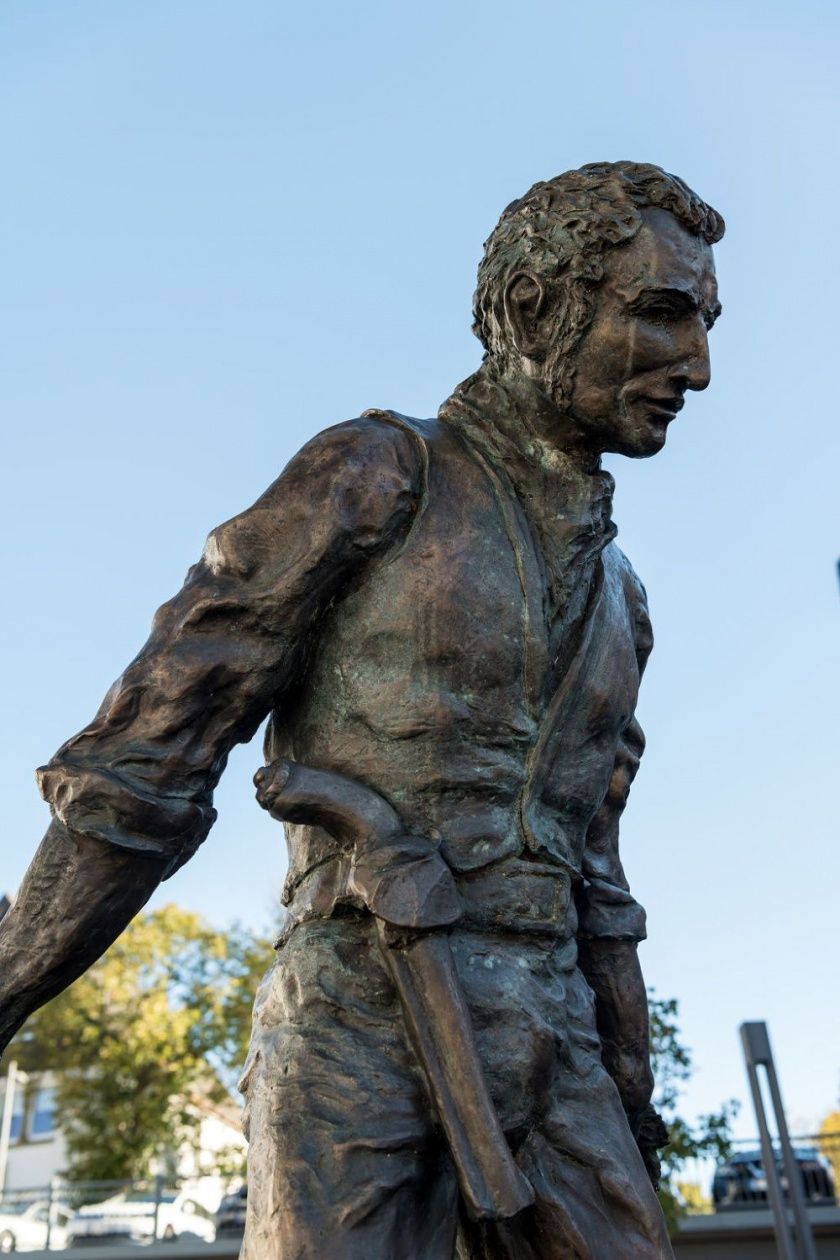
[473,161,724,391]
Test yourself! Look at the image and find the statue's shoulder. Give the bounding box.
[283,408,477,501]
[291,410,430,477]
[357,408,473,497]
[254,410,435,510]
[605,541,646,601]
[359,408,451,461]
[360,408,506,481]
[605,541,653,659]
[209,414,431,570]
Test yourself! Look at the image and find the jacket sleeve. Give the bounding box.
[576,717,648,941]
[36,417,423,878]
[577,559,653,943]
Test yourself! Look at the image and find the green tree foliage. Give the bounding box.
[818,1110,840,1194]
[7,905,273,1183]
[649,992,738,1231]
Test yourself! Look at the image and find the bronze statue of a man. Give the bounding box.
[0,161,723,1259]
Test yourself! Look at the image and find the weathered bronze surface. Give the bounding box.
[0,161,723,1259]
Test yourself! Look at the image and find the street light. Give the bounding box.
[0,1061,30,1194]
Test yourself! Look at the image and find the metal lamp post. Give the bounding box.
[740,1021,817,1260]
[0,1060,29,1195]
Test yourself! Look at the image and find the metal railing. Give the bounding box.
[667,1131,840,1218]
[0,1174,241,1251]
[1,1133,838,1247]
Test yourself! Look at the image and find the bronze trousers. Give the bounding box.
[239,916,673,1260]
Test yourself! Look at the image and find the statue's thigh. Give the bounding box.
[514,968,672,1260]
[457,963,672,1260]
[240,916,460,1260]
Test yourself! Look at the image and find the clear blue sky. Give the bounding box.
[1,0,838,1142]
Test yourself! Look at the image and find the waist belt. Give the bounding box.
[456,856,576,937]
[282,851,577,942]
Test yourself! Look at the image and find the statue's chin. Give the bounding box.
[610,417,673,460]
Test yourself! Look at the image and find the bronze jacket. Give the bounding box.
[38,378,651,944]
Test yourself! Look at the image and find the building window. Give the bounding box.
[29,1085,57,1140]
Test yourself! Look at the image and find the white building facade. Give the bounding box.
[0,1069,245,1196]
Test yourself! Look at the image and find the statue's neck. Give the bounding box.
[439,360,601,480]
[439,359,617,620]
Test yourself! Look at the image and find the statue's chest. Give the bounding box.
[316,448,638,754]
[322,448,538,720]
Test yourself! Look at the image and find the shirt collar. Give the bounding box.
[439,363,618,581]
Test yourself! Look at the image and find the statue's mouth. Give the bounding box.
[639,395,685,420]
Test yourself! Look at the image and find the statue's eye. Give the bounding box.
[635,301,678,325]
[632,296,683,322]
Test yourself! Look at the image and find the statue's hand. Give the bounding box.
[600,1038,669,1188]
[576,939,665,1187]
[630,1103,670,1190]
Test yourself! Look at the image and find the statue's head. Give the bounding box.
[473,161,724,457]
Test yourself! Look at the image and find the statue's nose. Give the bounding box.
[670,322,711,393]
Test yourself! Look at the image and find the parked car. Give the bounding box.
[214,1184,247,1238]
[713,1146,836,1210]
[0,1200,70,1252]
[67,1187,216,1246]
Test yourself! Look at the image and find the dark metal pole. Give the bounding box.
[740,1021,817,1260]
[44,1176,55,1251]
[151,1174,163,1243]
[764,1057,818,1260]
[741,1025,797,1260]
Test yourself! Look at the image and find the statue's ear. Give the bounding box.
[503,270,548,361]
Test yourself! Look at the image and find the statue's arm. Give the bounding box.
[576,936,653,1120]
[576,724,665,1185]
[0,417,423,1053]
[578,933,668,1188]
[576,717,653,1121]
[0,822,166,1053]
[576,558,667,1181]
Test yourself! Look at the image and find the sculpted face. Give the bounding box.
[562,207,720,458]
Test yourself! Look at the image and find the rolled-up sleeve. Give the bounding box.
[37,417,422,877]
